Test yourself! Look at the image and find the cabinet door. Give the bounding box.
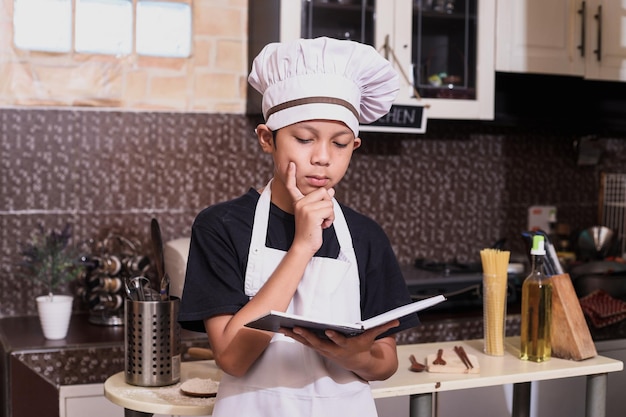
[378,0,496,120]
[584,0,626,81]
[253,0,495,121]
[300,0,376,44]
[495,0,585,76]
[59,384,176,417]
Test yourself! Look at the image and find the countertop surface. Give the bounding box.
[2,303,626,388]
[102,339,623,416]
[0,313,206,353]
[3,305,625,355]
[379,339,624,395]
[0,313,210,388]
[1,313,126,352]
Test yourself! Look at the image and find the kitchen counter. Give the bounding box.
[0,313,210,383]
[102,340,624,417]
[0,310,515,384]
[0,313,210,417]
[1,304,624,417]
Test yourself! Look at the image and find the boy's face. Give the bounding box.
[257,119,361,205]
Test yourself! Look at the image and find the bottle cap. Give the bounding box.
[530,235,546,255]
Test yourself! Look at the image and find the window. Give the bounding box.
[14,0,72,52]
[136,1,191,57]
[12,0,192,57]
[75,0,133,55]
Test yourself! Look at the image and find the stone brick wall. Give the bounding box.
[0,0,248,112]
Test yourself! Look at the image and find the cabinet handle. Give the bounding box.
[594,5,602,61]
[577,1,586,57]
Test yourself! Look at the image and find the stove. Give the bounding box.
[402,259,524,310]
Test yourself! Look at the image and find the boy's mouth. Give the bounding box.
[305,176,330,188]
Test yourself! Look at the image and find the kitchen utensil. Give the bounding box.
[433,349,446,365]
[151,218,166,280]
[143,287,161,301]
[408,354,426,372]
[163,237,190,298]
[124,279,135,300]
[151,218,170,300]
[160,273,171,301]
[569,261,626,298]
[180,378,219,398]
[454,346,468,369]
[550,273,597,360]
[578,226,616,261]
[125,296,181,386]
[127,276,150,301]
[426,348,480,374]
[459,346,474,369]
[454,346,473,369]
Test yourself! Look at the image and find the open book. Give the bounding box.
[245,294,446,338]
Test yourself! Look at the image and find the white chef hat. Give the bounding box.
[248,37,399,137]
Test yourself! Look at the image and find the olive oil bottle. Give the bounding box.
[520,235,553,362]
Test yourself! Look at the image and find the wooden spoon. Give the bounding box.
[409,354,426,372]
[433,348,446,365]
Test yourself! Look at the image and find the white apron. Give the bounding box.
[212,180,378,417]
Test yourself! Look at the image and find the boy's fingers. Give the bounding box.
[285,162,305,203]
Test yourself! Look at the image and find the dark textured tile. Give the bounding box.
[1,108,626,317]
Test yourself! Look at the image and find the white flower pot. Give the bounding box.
[36,295,73,340]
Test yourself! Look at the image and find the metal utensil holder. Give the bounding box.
[124,296,181,386]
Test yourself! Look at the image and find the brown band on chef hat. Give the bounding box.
[248,37,399,137]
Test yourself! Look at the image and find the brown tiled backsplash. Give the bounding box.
[1,108,625,317]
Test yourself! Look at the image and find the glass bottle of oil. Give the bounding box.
[520,234,553,362]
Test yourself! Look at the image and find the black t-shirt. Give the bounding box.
[178,188,419,337]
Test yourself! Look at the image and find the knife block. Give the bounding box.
[550,273,597,361]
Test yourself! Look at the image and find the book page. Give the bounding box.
[360,295,446,329]
[245,294,446,337]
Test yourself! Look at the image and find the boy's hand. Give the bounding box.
[279,320,400,381]
[285,162,335,253]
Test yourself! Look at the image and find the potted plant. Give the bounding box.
[19,223,85,340]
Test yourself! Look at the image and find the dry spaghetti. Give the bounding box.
[480,248,510,356]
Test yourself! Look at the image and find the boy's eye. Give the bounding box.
[294,136,349,148]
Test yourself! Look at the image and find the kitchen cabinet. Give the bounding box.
[496,0,626,82]
[0,314,211,417]
[248,0,496,122]
[60,384,209,417]
[414,338,626,417]
[60,384,126,417]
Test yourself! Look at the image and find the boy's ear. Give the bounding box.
[256,124,274,152]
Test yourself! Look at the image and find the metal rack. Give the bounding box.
[600,173,626,257]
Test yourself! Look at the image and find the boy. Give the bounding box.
[179,37,419,417]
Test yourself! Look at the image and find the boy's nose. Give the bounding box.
[311,143,330,165]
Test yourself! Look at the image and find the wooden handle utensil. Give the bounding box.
[433,349,446,365]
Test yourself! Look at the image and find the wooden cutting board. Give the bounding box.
[426,349,480,374]
[551,273,597,361]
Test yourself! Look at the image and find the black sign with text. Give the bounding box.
[361,104,427,133]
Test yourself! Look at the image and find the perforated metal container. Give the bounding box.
[124,297,181,386]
